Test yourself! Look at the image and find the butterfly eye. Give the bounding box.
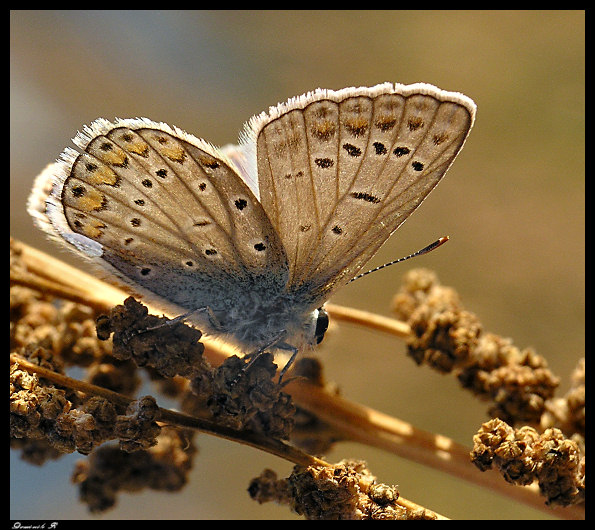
[314,307,329,345]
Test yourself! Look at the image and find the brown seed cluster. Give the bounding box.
[248,460,434,520]
[392,268,560,426]
[472,418,585,507]
[72,426,196,513]
[190,352,296,439]
[96,296,208,379]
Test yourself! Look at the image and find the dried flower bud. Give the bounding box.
[200,352,296,439]
[115,396,161,452]
[471,418,584,506]
[249,460,419,520]
[97,297,208,379]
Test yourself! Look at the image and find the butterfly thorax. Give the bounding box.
[207,290,320,352]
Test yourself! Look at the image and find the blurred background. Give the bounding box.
[11,10,584,520]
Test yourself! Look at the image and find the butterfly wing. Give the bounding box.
[29,118,289,318]
[246,83,475,307]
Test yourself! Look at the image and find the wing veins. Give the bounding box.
[295,97,464,290]
[297,110,323,278]
[291,97,369,286]
[68,153,207,255]
[179,142,255,269]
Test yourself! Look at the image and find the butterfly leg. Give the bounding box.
[239,340,299,385]
[230,331,288,387]
[121,305,223,347]
[276,342,299,385]
[144,305,223,333]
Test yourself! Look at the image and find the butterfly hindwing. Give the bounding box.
[33,119,289,315]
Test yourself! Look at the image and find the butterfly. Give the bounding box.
[28,82,476,378]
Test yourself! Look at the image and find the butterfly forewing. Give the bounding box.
[254,84,475,307]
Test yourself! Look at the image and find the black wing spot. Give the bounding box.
[373,142,387,155]
[342,143,362,157]
[350,191,381,204]
[393,146,410,157]
[71,185,86,198]
[314,157,334,168]
[235,198,248,210]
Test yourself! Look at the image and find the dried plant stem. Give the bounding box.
[11,241,127,313]
[9,352,323,468]
[325,302,411,338]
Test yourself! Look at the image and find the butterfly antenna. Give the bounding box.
[348,236,449,284]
